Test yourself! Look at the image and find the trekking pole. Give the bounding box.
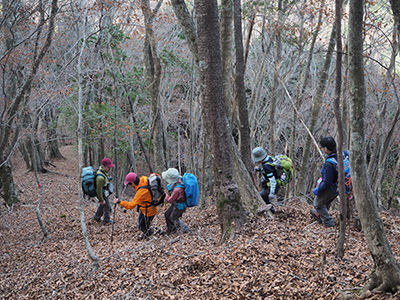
[111,185,126,243]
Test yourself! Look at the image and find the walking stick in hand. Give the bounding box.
[111,185,126,243]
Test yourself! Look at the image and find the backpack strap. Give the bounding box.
[137,183,154,209]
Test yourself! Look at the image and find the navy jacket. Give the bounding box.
[315,151,338,194]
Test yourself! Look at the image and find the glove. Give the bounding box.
[313,188,319,196]
[268,194,275,200]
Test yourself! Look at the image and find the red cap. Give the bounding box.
[101,158,114,168]
[124,172,138,185]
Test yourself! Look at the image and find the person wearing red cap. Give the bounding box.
[113,172,159,239]
[93,158,115,225]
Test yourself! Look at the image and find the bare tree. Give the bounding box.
[0,0,58,206]
[195,0,247,242]
[296,25,336,198]
[348,0,400,295]
[77,0,99,270]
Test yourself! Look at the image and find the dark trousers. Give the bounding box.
[259,185,281,204]
[94,196,111,222]
[165,203,185,233]
[138,212,154,236]
[314,188,337,227]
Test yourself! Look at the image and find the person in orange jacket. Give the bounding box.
[113,172,159,239]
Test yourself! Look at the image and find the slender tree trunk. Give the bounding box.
[349,0,400,294]
[334,0,346,259]
[220,0,234,120]
[233,0,253,175]
[77,0,99,270]
[269,0,283,154]
[296,25,336,198]
[142,0,164,173]
[195,0,247,243]
[44,108,64,160]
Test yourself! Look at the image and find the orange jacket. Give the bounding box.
[118,176,158,217]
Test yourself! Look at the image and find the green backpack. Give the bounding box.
[270,155,294,186]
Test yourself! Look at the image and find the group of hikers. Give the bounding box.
[91,135,340,238]
[92,159,189,240]
[253,136,339,228]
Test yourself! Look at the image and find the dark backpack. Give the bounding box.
[137,173,165,207]
[82,166,105,197]
[326,151,352,194]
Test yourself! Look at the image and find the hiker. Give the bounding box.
[310,136,338,228]
[162,168,188,235]
[113,172,160,239]
[252,147,281,214]
[93,158,114,225]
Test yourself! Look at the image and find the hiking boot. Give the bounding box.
[310,209,322,223]
[92,217,103,223]
[270,206,276,214]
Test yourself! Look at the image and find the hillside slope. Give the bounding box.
[1,145,399,299]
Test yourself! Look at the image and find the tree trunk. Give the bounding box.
[220,0,234,120]
[333,0,346,259]
[170,0,199,64]
[349,0,400,295]
[0,0,57,206]
[269,0,283,154]
[0,161,19,206]
[296,25,336,198]
[195,0,247,243]
[233,0,253,175]
[77,1,99,270]
[142,0,165,173]
[44,107,64,160]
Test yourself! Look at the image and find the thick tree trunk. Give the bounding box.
[195,0,247,243]
[349,0,400,295]
[0,161,19,206]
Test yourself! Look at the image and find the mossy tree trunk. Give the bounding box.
[195,0,247,243]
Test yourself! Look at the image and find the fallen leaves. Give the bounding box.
[1,145,400,299]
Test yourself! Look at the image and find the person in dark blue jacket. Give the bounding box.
[310,136,338,227]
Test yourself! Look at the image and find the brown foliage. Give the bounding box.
[1,146,400,299]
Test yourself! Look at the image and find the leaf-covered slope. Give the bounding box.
[1,145,399,299]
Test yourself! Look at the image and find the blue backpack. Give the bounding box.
[176,173,200,207]
[82,166,105,197]
[326,151,352,194]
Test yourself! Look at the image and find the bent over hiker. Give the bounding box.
[161,168,189,235]
[113,172,159,239]
[310,136,338,228]
[252,147,284,214]
[93,158,114,225]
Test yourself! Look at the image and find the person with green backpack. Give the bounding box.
[252,147,294,214]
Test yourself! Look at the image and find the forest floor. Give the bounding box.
[1,145,400,300]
